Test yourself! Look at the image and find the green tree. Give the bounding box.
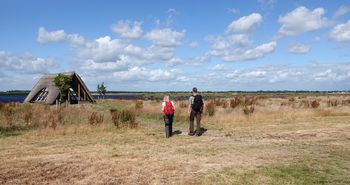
[53,73,72,103]
[97,82,107,99]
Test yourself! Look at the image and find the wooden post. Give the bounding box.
[83,90,86,101]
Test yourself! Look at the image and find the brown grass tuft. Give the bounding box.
[205,101,215,116]
[230,97,241,108]
[243,106,255,116]
[88,112,104,125]
[135,100,143,109]
[311,100,320,108]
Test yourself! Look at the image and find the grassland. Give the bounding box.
[1,95,350,184]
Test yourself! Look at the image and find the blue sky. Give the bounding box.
[1,0,350,91]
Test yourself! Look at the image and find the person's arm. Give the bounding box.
[188,97,192,114]
[171,101,175,111]
[161,102,165,112]
[201,97,205,113]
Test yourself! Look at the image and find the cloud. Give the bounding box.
[77,36,127,63]
[189,41,198,47]
[221,41,277,62]
[37,27,67,43]
[278,6,327,36]
[210,64,225,71]
[227,8,240,14]
[112,66,177,82]
[333,5,350,18]
[0,51,57,74]
[224,63,350,86]
[111,20,143,39]
[226,13,263,33]
[288,44,311,54]
[258,0,277,9]
[145,28,185,47]
[329,20,350,42]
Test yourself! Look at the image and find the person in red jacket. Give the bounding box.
[162,95,175,138]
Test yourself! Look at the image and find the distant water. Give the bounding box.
[0,94,148,103]
[0,95,26,103]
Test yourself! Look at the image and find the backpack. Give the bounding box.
[163,101,175,115]
[192,95,203,112]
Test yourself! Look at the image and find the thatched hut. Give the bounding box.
[24,71,94,104]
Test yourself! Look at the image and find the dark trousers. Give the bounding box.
[163,114,173,138]
[189,111,201,134]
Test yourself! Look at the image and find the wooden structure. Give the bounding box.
[24,72,94,104]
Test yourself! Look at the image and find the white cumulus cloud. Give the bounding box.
[278,6,327,36]
[145,28,185,47]
[111,20,143,39]
[37,27,67,43]
[226,13,263,33]
[333,5,350,18]
[288,44,311,54]
[222,41,277,62]
[0,51,57,74]
[329,20,350,42]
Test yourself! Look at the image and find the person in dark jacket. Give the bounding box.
[188,87,204,136]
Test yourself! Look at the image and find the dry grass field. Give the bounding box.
[1,95,350,184]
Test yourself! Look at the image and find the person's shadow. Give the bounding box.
[172,127,207,136]
[172,130,182,135]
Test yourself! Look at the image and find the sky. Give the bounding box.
[1,0,350,91]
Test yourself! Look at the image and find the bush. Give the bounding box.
[300,99,310,108]
[179,101,188,108]
[341,99,350,106]
[135,100,143,109]
[88,112,104,125]
[311,100,320,108]
[327,99,339,107]
[111,111,120,128]
[243,106,255,116]
[205,101,215,116]
[221,100,228,108]
[110,109,138,128]
[243,96,256,106]
[230,97,241,108]
[23,104,33,124]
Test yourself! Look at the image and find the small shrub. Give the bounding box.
[221,100,228,108]
[214,99,223,106]
[110,109,138,128]
[110,110,120,127]
[119,109,136,123]
[341,99,350,106]
[327,99,339,107]
[0,103,5,111]
[289,97,295,102]
[243,106,255,116]
[88,112,104,125]
[311,100,320,108]
[135,100,143,109]
[4,106,15,127]
[300,99,310,108]
[205,101,215,116]
[230,97,241,108]
[23,104,33,124]
[179,101,188,108]
[243,96,256,106]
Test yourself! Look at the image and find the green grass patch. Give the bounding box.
[0,126,30,138]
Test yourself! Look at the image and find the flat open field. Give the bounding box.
[1,95,350,184]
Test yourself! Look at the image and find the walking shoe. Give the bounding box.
[195,131,202,136]
[188,132,195,136]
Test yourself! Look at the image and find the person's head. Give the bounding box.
[163,95,170,102]
[192,87,198,94]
